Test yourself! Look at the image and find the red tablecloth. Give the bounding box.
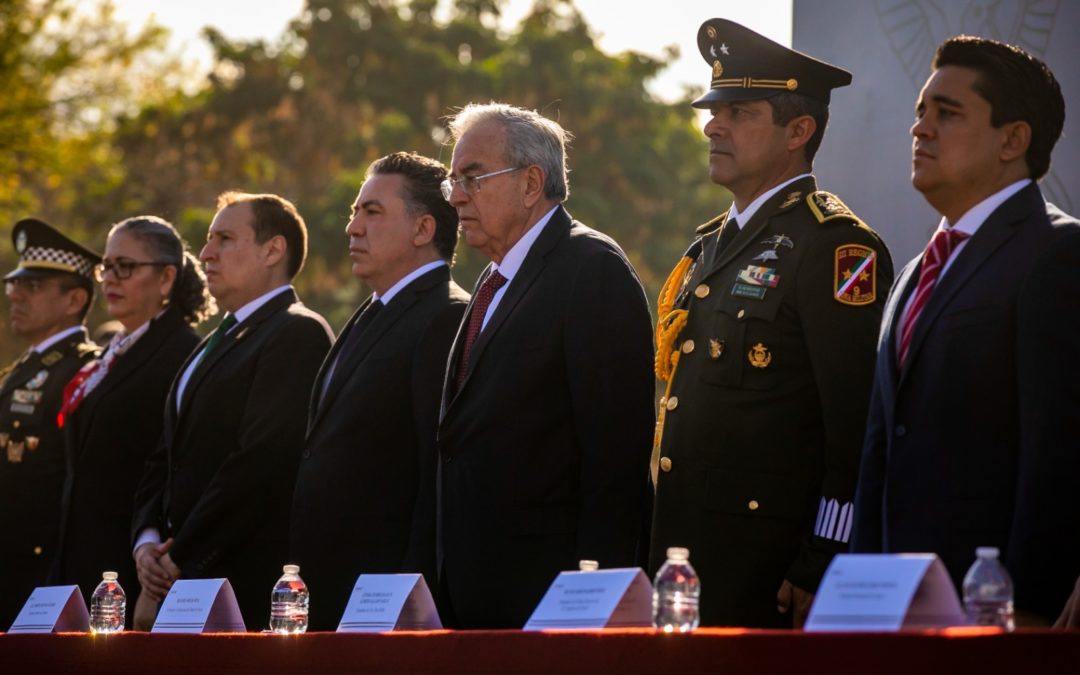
[2,628,1078,674]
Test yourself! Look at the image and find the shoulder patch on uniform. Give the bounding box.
[695,211,727,236]
[834,244,877,306]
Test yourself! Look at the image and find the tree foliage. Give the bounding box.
[2,0,729,361]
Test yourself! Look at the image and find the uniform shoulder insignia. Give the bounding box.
[40,350,64,366]
[807,191,860,224]
[695,211,727,236]
[778,190,802,210]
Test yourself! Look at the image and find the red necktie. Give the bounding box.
[897,228,970,366]
[456,270,508,388]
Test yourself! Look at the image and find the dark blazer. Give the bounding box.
[650,176,893,627]
[0,327,95,628]
[132,288,332,630]
[290,265,468,631]
[437,206,655,629]
[852,183,1080,620]
[51,306,198,619]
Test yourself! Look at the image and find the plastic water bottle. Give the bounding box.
[269,564,309,634]
[653,547,701,632]
[89,571,126,634]
[962,546,1015,631]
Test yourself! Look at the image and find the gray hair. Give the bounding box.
[448,102,571,202]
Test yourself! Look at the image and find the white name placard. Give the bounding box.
[8,585,89,633]
[805,553,964,631]
[524,567,653,630]
[152,578,246,633]
[337,574,442,632]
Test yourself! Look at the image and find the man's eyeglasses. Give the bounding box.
[94,259,170,282]
[440,167,522,202]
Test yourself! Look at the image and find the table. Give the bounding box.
[2,628,1078,674]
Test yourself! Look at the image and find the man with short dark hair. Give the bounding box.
[439,103,655,629]
[852,36,1080,624]
[290,152,469,630]
[0,219,99,627]
[131,192,333,629]
[649,19,893,628]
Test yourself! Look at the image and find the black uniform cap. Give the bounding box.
[691,18,852,108]
[4,218,101,282]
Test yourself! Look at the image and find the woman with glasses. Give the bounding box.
[49,216,214,623]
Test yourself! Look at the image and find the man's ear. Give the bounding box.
[263,234,287,268]
[999,120,1031,164]
[786,114,817,155]
[521,165,546,208]
[413,213,436,247]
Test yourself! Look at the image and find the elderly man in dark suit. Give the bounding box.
[851,36,1080,624]
[0,219,99,628]
[437,103,655,629]
[131,192,333,630]
[290,152,469,631]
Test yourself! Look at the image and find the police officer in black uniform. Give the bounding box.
[649,19,894,628]
[1,219,99,627]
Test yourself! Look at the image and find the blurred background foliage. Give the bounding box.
[0,0,728,360]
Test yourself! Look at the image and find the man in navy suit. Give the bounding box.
[851,36,1080,623]
[290,152,468,630]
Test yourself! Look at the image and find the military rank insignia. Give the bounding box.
[834,244,877,306]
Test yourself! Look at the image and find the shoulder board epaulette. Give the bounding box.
[695,211,728,236]
[807,191,878,232]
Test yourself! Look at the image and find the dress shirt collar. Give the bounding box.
[32,324,84,353]
[231,284,294,325]
[937,178,1032,236]
[492,205,559,281]
[727,172,812,229]
[373,259,448,305]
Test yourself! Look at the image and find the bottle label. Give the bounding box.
[8,585,89,633]
[524,568,653,630]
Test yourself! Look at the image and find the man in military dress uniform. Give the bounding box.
[0,219,99,627]
[649,19,893,628]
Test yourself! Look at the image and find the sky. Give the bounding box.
[109,0,793,103]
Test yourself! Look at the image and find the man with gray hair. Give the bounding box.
[437,102,655,628]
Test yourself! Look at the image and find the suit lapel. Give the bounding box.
[178,288,297,422]
[73,309,182,461]
[310,267,446,433]
[900,185,1039,378]
[446,206,570,410]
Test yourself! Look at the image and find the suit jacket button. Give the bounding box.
[441,454,451,464]
[301,450,311,459]
[694,284,710,299]
[171,462,180,471]
[666,396,679,411]
[895,425,906,438]
[748,500,760,511]
[681,339,695,354]
[659,457,673,473]
[33,546,43,555]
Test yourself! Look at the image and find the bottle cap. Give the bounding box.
[579,560,599,571]
[975,547,1000,559]
[666,547,690,561]
[283,564,300,574]
[102,571,118,581]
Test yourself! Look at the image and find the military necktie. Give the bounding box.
[714,217,740,262]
